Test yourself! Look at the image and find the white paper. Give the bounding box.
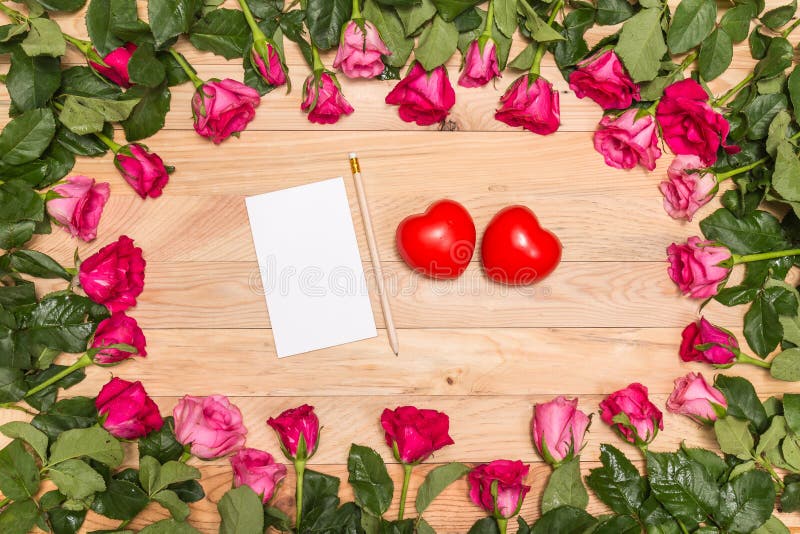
[245,177,377,357]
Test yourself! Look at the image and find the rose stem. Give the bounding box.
[529,0,563,77]
[351,0,362,20]
[24,353,93,398]
[94,131,122,153]
[781,17,800,38]
[236,0,267,43]
[715,132,800,182]
[732,249,800,265]
[735,351,771,369]
[482,0,495,39]
[294,458,306,529]
[397,463,413,520]
[712,73,754,107]
[496,517,508,534]
[168,48,204,89]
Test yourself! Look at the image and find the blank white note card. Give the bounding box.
[245,177,377,357]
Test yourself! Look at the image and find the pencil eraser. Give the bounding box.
[348,152,357,159]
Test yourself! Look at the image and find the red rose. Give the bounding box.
[569,50,640,110]
[95,377,163,439]
[192,79,261,144]
[458,39,501,88]
[667,236,731,299]
[46,175,110,242]
[385,62,456,126]
[495,74,560,135]
[468,460,530,519]
[89,43,136,88]
[114,144,170,199]
[251,41,287,87]
[333,20,391,79]
[267,404,320,461]
[301,72,354,125]
[78,235,145,313]
[599,383,663,445]
[91,312,146,364]
[593,110,661,170]
[680,317,739,365]
[380,406,454,464]
[230,448,287,503]
[666,372,727,424]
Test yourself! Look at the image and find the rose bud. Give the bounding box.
[95,377,163,439]
[569,50,640,110]
[680,317,739,365]
[468,460,530,519]
[656,78,739,165]
[230,448,288,504]
[79,235,145,313]
[458,38,501,88]
[301,72,354,125]
[91,312,147,364]
[173,395,247,459]
[267,404,320,461]
[250,40,287,87]
[659,155,716,221]
[667,372,727,424]
[89,43,136,88]
[495,74,560,135]
[600,383,663,446]
[385,62,456,126]
[667,236,731,299]
[380,406,454,464]
[532,396,590,465]
[333,20,391,79]
[593,110,661,171]
[114,144,171,199]
[47,175,110,242]
[192,79,261,144]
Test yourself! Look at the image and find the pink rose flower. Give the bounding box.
[78,235,145,313]
[600,383,663,445]
[251,42,287,87]
[495,74,560,135]
[380,406,454,464]
[91,312,146,364]
[173,395,247,459]
[385,62,456,126]
[47,175,110,242]
[267,404,319,461]
[301,72,354,125]
[89,43,136,88]
[192,79,261,144]
[333,20,391,79]
[667,372,727,424]
[667,236,731,299]
[656,78,739,165]
[593,110,661,170]
[659,155,716,221]
[95,377,163,439]
[230,448,287,503]
[458,39,501,88]
[468,460,530,519]
[532,396,590,465]
[569,50,640,110]
[680,317,739,365]
[114,144,170,199]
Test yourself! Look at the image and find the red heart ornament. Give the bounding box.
[396,200,476,279]
[481,205,562,285]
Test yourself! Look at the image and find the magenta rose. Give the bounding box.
[680,317,739,365]
[230,448,287,503]
[532,396,590,465]
[656,78,738,165]
[458,39,501,88]
[267,404,319,461]
[667,236,731,299]
[569,50,640,110]
[333,20,391,79]
[600,383,663,445]
[91,312,146,364]
[173,395,247,459]
[192,79,261,144]
[95,377,163,439]
[301,72,354,125]
[385,62,456,126]
[89,43,136,88]
[495,74,560,135]
[78,235,145,313]
[667,372,727,424]
[47,175,110,242]
[114,144,170,199]
[380,406,454,464]
[660,155,716,221]
[251,41,287,87]
[593,110,661,170]
[468,460,530,519]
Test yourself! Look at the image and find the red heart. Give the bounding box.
[396,200,476,279]
[481,205,562,285]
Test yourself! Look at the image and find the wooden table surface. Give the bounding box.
[3,1,800,532]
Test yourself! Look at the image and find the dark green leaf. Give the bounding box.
[714,375,768,431]
[0,498,40,534]
[397,0,436,36]
[646,451,719,526]
[616,8,667,82]
[148,0,198,48]
[415,462,469,514]
[189,8,249,59]
[783,394,800,433]
[0,368,27,404]
[596,0,633,25]
[700,208,787,254]
[714,416,756,459]
[593,515,640,534]
[37,0,86,11]
[9,250,69,280]
[698,28,733,81]
[138,417,184,464]
[0,440,40,500]
[542,457,589,513]
[754,37,794,80]
[743,93,788,139]
[120,82,171,141]
[0,181,43,223]
[585,444,646,516]
[90,478,149,520]
[301,469,340,528]
[432,0,482,21]
[718,470,775,532]
[86,0,124,55]
[347,444,393,516]
[24,364,88,412]
[47,506,86,534]
[138,519,201,534]
[6,47,61,112]
[363,0,413,69]
[127,43,166,87]
[667,0,716,53]
[31,396,97,442]
[467,517,500,534]
[306,0,351,49]
[0,108,57,165]
[760,0,797,29]
[530,506,597,534]
[720,4,755,42]
[415,14,459,70]
[745,294,783,357]
[0,221,36,250]
[218,486,265,534]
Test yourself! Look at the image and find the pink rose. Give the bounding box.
[89,43,136,88]
[230,448,287,503]
[495,74,560,135]
[532,396,590,465]
[47,175,110,242]
[91,312,146,364]
[659,155,716,221]
[267,404,319,461]
[385,62,456,126]
[569,50,640,110]
[301,72,354,125]
[680,317,739,365]
[192,79,261,144]
[593,110,661,170]
[468,460,530,519]
[600,383,663,445]
[656,79,739,165]
[114,144,170,199]
[78,235,145,313]
[173,395,247,459]
[380,406,454,464]
[667,236,731,299]
[667,372,727,424]
[95,377,163,439]
[251,41,287,87]
[458,39,501,88]
[333,20,391,79]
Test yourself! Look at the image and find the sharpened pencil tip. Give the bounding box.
[394,351,399,356]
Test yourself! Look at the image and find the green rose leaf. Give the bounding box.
[753,516,790,534]
[306,0,351,50]
[347,444,394,516]
[218,485,265,534]
[596,0,633,25]
[754,38,794,80]
[301,469,341,528]
[138,417,184,464]
[616,8,667,82]
[153,489,190,521]
[59,94,141,136]
[21,18,66,57]
[189,8,250,59]
[541,457,589,513]
[9,250,70,280]
[773,142,800,202]
[0,108,57,166]
[718,470,775,533]
[139,519,202,534]
[37,0,87,12]
[667,0,717,54]
[86,0,124,55]
[90,478,150,520]
[24,364,89,412]
[788,66,800,117]
[681,445,727,481]
[720,4,755,42]
[0,421,48,462]
[783,394,800,433]
[760,0,797,30]
[127,44,167,87]
[518,0,564,42]
[397,0,436,36]
[121,82,172,142]
[467,517,501,533]
[49,427,123,468]
[6,47,61,112]
[493,0,518,36]
[0,181,44,224]
[415,462,469,514]
[0,440,40,501]
[585,444,646,516]
[415,15,459,70]
[715,376,767,433]
[149,0,198,49]
[0,221,36,250]
[0,498,40,534]
[700,208,788,255]
[139,456,201,495]
[432,0,482,21]
[646,451,719,527]
[363,0,414,69]
[756,415,787,456]
[529,506,597,533]
[714,416,755,459]
[48,459,107,500]
[770,348,800,381]
[742,93,788,139]
[698,28,733,81]
[31,396,98,442]
[593,515,640,534]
